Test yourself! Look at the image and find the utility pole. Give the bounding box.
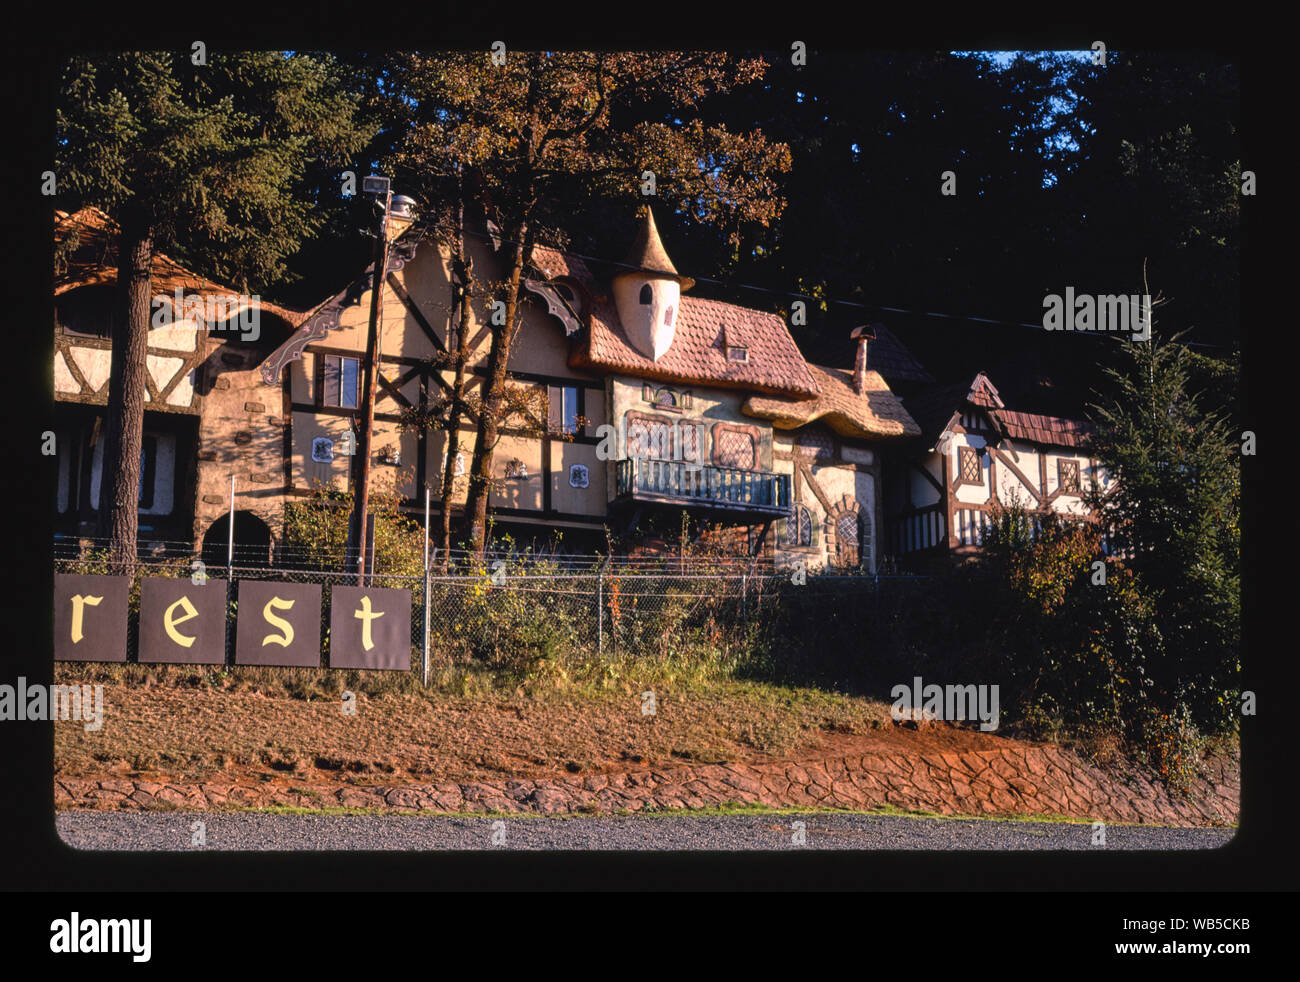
[352,178,392,581]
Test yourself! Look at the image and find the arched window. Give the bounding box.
[785,504,816,548]
[639,283,653,304]
[55,285,116,338]
[835,512,861,568]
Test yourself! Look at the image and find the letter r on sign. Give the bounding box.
[69,594,103,644]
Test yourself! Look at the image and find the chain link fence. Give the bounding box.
[54,537,933,685]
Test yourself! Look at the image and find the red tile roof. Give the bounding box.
[991,409,1093,449]
[570,292,820,398]
[903,372,1092,449]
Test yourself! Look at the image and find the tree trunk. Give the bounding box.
[463,224,529,557]
[97,215,152,564]
[439,199,474,570]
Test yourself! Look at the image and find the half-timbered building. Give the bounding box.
[257,205,921,570]
[882,371,1114,571]
[57,202,1116,574]
[52,208,306,559]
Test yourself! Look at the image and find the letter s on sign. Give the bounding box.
[261,596,295,647]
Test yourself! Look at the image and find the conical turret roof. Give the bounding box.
[615,207,694,290]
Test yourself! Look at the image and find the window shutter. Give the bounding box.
[138,435,157,509]
[322,355,340,406]
[547,386,561,431]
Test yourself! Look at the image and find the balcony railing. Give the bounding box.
[614,457,791,517]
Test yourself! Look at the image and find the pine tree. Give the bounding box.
[56,50,374,561]
[1087,328,1240,731]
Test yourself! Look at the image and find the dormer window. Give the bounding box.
[721,323,748,363]
[639,283,653,304]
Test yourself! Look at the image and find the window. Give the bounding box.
[55,286,116,338]
[626,414,673,459]
[441,450,465,476]
[1058,458,1081,494]
[959,446,982,484]
[639,283,653,304]
[138,435,157,509]
[713,425,757,470]
[834,511,861,568]
[784,504,816,548]
[797,429,834,460]
[321,354,360,409]
[645,385,690,411]
[726,346,749,362]
[548,385,580,435]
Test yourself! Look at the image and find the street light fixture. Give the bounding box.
[350,176,417,581]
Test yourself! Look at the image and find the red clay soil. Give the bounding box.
[53,686,1239,827]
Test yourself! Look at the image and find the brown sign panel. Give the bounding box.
[138,577,227,665]
[54,574,129,662]
[328,586,412,670]
[234,580,321,667]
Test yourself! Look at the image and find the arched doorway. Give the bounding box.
[202,511,274,570]
[826,497,863,570]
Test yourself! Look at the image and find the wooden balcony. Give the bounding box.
[614,458,791,518]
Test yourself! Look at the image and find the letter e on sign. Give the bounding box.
[139,577,227,665]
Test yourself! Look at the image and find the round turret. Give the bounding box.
[612,208,693,361]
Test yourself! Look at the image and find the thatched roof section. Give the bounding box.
[53,207,307,328]
[742,364,920,440]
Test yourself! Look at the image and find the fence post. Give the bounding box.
[742,573,747,626]
[421,487,431,687]
[596,563,604,656]
[226,473,235,581]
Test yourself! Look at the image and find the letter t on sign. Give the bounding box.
[353,596,385,651]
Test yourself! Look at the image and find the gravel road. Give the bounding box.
[55,811,1235,851]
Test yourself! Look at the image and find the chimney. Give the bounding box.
[850,324,877,395]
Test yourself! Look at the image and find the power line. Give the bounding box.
[413,218,1232,350]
